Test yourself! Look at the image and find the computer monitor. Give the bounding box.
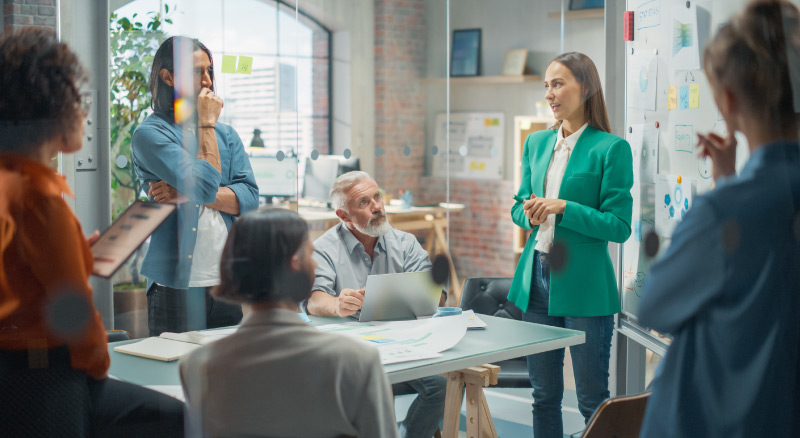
[301,155,361,205]
[249,156,298,201]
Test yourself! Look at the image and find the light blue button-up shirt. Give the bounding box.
[311,222,432,298]
[131,112,259,289]
[638,141,800,438]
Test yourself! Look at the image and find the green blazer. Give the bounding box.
[509,126,633,317]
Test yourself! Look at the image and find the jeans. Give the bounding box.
[393,375,447,438]
[523,251,613,438]
[147,284,243,336]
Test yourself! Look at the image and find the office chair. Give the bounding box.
[581,392,651,438]
[106,329,132,343]
[459,277,530,388]
[0,359,92,437]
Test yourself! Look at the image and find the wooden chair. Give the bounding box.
[581,392,651,438]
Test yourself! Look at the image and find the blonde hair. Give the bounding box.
[703,0,800,129]
[547,52,611,133]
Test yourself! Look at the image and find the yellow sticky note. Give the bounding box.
[668,86,677,110]
[237,56,253,74]
[359,335,385,341]
[221,55,237,74]
[484,118,492,126]
[469,162,486,171]
[689,84,700,109]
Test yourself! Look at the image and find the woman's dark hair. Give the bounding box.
[549,52,611,133]
[214,208,311,305]
[704,0,800,129]
[0,28,86,152]
[150,36,215,115]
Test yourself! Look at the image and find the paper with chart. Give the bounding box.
[671,0,700,71]
[316,315,469,365]
[629,124,659,183]
[433,112,504,180]
[654,175,695,237]
[622,182,655,318]
[628,54,658,110]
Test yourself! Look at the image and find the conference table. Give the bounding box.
[108,315,584,437]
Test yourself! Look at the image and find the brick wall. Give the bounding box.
[3,0,56,34]
[418,177,518,281]
[373,0,426,194]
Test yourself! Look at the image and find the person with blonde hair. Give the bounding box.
[509,52,633,438]
[638,1,800,437]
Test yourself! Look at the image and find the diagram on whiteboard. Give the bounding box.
[671,1,700,71]
[655,175,695,237]
[627,55,658,110]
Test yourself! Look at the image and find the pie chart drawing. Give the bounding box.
[639,66,649,92]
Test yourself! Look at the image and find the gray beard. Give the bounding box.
[353,216,392,237]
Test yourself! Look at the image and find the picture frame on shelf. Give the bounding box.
[569,0,604,10]
[501,49,528,76]
[451,29,481,77]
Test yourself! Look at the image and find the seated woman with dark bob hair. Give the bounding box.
[180,208,399,438]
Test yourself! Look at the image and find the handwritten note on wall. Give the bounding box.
[220,54,253,75]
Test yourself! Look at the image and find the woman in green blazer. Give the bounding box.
[509,52,633,438]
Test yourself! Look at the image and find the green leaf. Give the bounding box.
[165,4,169,13]
[165,19,173,24]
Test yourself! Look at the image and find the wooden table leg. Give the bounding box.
[442,372,465,438]
[441,365,500,438]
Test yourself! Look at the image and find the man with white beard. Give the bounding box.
[306,170,446,438]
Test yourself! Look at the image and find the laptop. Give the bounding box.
[356,271,443,322]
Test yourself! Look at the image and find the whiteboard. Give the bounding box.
[432,112,504,180]
[621,0,764,319]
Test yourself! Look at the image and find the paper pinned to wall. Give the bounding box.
[622,181,656,317]
[671,1,700,71]
[629,124,660,183]
[654,174,695,237]
[433,112,504,180]
[628,54,658,110]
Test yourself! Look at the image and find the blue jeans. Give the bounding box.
[393,375,447,438]
[523,251,613,438]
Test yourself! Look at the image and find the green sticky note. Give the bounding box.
[237,56,253,74]
[221,55,237,74]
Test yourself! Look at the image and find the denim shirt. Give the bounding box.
[638,142,800,438]
[131,112,259,289]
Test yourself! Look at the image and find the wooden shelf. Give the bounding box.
[547,9,604,20]
[422,75,541,85]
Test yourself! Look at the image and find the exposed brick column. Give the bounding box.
[418,178,517,280]
[373,0,426,194]
[3,0,57,34]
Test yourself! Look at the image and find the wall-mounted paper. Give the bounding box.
[655,175,695,237]
[628,54,658,111]
[668,86,677,110]
[221,55,237,73]
[671,1,700,71]
[689,83,700,108]
[237,56,253,74]
[629,124,659,183]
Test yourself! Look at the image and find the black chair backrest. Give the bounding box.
[459,277,522,320]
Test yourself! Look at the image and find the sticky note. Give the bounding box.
[360,335,386,341]
[221,55,237,74]
[689,84,700,108]
[237,56,253,74]
[469,161,486,171]
[668,86,677,110]
[492,118,499,126]
[484,118,492,126]
[679,85,689,110]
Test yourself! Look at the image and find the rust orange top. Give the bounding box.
[0,153,109,378]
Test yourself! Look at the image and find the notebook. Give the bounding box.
[113,328,236,361]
